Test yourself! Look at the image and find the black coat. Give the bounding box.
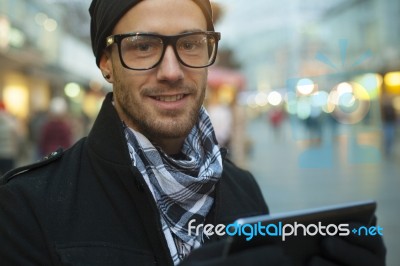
[0,93,268,265]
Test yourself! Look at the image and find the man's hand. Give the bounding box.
[309,222,386,266]
[180,239,292,266]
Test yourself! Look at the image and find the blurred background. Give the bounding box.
[0,0,399,265]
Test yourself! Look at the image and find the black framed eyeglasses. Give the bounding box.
[105,31,221,70]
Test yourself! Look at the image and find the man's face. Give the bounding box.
[100,0,209,145]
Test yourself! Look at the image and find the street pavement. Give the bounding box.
[245,116,400,266]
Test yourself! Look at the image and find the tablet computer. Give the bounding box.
[223,200,376,265]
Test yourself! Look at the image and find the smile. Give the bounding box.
[153,94,186,102]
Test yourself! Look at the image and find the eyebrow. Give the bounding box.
[116,28,206,36]
[180,29,205,33]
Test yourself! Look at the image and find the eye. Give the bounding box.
[183,41,197,50]
[123,36,162,53]
[134,41,152,52]
[179,37,206,51]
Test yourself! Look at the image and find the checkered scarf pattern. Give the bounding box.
[124,106,223,263]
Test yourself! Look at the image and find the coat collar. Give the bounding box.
[87,92,132,165]
[87,92,174,265]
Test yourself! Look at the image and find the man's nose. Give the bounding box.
[156,46,184,82]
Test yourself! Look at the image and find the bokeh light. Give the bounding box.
[267,91,283,106]
[64,82,81,98]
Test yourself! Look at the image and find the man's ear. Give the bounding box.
[99,51,113,83]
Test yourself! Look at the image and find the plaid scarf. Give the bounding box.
[124,106,223,264]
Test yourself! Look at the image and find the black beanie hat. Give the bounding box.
[89,0,215,67]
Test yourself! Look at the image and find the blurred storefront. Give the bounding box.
[0,0,107,165]
[0,1,107,104]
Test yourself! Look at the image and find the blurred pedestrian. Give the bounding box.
[38,97,73,157]
[208,103,233,147]
[0,101,19,175]
[304,115,322,144]
[381,98,397,157]
[268,107,285,139]
[28,110,49,160]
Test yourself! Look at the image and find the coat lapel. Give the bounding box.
[87,92,173,265]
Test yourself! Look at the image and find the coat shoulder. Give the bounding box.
[0,148,65,186]
[222,158,258,187]
[219,158,269,218]
[0,138,86,187]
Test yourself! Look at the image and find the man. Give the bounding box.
[0,0,386,265]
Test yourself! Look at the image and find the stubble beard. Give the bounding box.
[114,81,205,141]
